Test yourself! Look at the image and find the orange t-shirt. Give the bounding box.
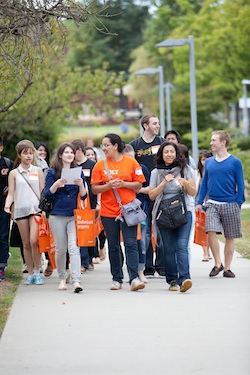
[91,156,146,217]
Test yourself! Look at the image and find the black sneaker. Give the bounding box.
[156,268,166,277]
[223,270,235,278]
[143,268,155,277]
[209,264,224,277]
[169,281,179,291]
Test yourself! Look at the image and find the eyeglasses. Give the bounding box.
[100,143,112,149]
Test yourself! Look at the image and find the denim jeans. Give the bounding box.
[158,211,193,285]
[101,216,139,284]
[80,245,96,268]
[138,221,147,271]
[145,199,165,274]
[0,210,11,268]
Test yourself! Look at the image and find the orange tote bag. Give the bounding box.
[74,195,99,247]
[34,214,56,269]
[194,210,208,247]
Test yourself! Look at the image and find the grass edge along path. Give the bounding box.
[0,247,22,336]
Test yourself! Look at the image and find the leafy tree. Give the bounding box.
[1,60,125,159]
[0,0,112,112]
[129,0,250,138]
[65,0,150,73]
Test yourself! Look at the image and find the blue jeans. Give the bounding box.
[145,199,165,274]
[158,211,193,285]
[101,216,139,284]
[0,210,11,269]
[138,221,147,271]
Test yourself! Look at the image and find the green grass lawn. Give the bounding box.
[58,124,140,144]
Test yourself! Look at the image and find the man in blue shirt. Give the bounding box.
[197,131,245,278]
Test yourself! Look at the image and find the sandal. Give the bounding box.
[99,248,106,261]
[202,258,209,262]
[44,265,53,277]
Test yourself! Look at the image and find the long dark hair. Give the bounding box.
[155,141,187,171]
[104,133,125,153]
[198,150,213,177]
[50,142,77,179]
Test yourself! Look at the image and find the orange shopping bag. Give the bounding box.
[194,210,208,247]
[74,195,100,247]
[34,214,56,269]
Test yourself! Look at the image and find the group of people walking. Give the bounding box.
[0,114,245,293]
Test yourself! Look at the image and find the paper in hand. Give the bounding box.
[61,167,82,185]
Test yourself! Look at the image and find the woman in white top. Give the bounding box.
[5,140,44,285]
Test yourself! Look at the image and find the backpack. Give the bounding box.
[3,157,12,169]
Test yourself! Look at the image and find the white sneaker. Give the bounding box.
[138,270,148,284]
[110,281,122,290]
[58,280,67,291]
[130,277,145,291]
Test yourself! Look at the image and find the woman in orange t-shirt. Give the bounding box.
[91,133,146,292]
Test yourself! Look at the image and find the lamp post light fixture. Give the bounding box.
[241,79,250,137]
[134,66,165,137]
[164,82,173,131]
[156,36,198,163]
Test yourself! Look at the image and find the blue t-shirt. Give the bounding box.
[198,155,245,207]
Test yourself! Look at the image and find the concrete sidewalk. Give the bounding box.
[0,240,250,375]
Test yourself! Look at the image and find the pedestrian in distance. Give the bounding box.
[44,142,87,293]
[123,144,150,284]
[165,130,196,170]
[72,139,97,271]
[197,131,245,278]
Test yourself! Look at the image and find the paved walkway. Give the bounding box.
[0,238,250,375]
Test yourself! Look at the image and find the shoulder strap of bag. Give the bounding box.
[17,169,40,201]
[103,159,123,222]
[103,158,122,204]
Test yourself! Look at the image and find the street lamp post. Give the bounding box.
[165,82,173,131]
[156,35,198,163]
[241,79,250,137]
[134,66,165,137]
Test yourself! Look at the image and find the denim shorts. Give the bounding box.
[205,202,242,239]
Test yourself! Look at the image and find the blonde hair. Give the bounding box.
[212,131,230,147]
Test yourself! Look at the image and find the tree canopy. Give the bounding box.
[0,0,112,112]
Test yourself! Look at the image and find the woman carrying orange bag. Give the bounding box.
[43,143,87,293]
[195,150,213,261]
